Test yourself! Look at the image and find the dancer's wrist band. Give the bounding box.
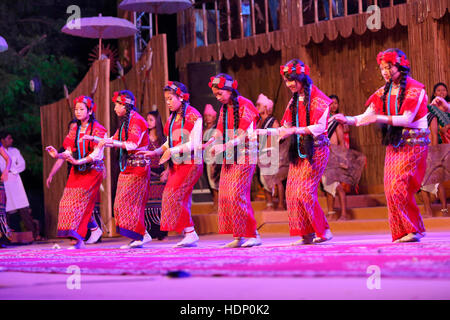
[345,116,356,125]
[267,128,278,135]
[112,140,124,148]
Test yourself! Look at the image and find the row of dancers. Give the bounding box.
[45,48,444,249]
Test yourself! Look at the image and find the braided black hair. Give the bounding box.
[209,73,241,163]
[116,90,136,167]
[74,101,96,162]
[379,49,410,146]
[164,81,189,148]
[284,59,314,164]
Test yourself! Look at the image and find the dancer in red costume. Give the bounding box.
[46,96,106,249]
[333,49,429,243]
[138,81,203,247]
[207,73,261,248]
[257,59,333,245]
[85,90,152,249]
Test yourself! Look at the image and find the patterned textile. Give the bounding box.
[422,144,450,187]
[215,96,259,164]
[322,145,366,196]
[2,239,450,278]
[114,168,151,240]
[58,121,106,240]
[280,85,332,128]
[218,164,257,238]
[384,144,427,241]
[164,105,201,147]
[161,163,203,233]
[112,111,149,176]
[286,146,330,238]
[58,176,101,241]
[144,140,167,238]
[366,77,428,121]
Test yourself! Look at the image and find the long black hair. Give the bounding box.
[210,73,241,163]
[74,99,96,163]
[282,59,314,164]
[163,81,190,148]
[379,49,409,146]
[431,82,450,103]
[147,110,166,146]
[116,90,136,167]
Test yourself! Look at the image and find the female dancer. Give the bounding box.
[333,49,429,243]
[144,110,169,239]
[86,90,152,249]
[46,96,106,249]
[138,82,203,247]
[420,82,450,217]
[208,73,261,248]
[257,59,333,245]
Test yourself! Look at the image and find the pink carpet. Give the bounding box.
[1,241,449,278]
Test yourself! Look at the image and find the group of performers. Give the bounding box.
[44,48,449,249]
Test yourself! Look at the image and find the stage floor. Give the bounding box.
[1,232,450,300]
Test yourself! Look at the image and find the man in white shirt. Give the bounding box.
[0,132,38,240]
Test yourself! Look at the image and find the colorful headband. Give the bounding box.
[376,51,410,68]
[167,81,190,102]
[280,63,310,77]
[112,91,134,106]
[73,96,97,113]
[208,76,238,90]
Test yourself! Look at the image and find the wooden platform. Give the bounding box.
[190,194,450,235]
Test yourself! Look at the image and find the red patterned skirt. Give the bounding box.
[218,164,257,238]
[114,166,151,240]
[286,146,330,238]
[161,163,203,233]
[384,144,427,241]
[58,167,103,240]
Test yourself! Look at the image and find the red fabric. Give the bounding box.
[58,121,106,240]
[114,167,151,239]
[218,164,257,238]
[63,121,106,153]
[58,168,103,239]
[163,105,201,147]
[285,146,330,238]
[366,77,427,121]
[384,144,427,241]
[215,96,259,136]
[280,85,332,128]
[113,111,149,177]
[161,163,203,232]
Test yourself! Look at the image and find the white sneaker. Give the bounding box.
[68,240,86,250]
[221,238,245,248]
[86,227,103,244]
[241,235,262,248]
[121,231,152,249]
[313,229,333,243]
[291,233,315,246]
[395,232,424,243]
[174,231,199,248]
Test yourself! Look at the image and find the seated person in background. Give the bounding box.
[420,82,450,217]
[256,93,288,211]
[322,95,366,221]
[203,104,221,213]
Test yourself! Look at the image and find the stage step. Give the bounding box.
[192,204,449,235]
[191,193,435,215]
[258,217,450,234]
